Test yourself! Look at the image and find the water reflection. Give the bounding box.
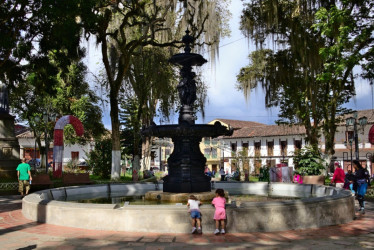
[58,192,310,206]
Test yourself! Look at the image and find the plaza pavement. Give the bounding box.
[0,195,373,250]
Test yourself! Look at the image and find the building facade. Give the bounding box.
[202,119,306,175]
[201,110,374,176]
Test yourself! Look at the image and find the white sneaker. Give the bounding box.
[191,227,197,234]
[197,227,202,234]
[214,229,220,235]
[221,229,225,234]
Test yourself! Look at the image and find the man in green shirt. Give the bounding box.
[16,158,32,196]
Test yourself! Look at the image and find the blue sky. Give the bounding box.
[86,1,373,129]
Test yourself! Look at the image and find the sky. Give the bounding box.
[86,1,373,129]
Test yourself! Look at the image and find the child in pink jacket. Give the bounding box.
[212,188,226,235]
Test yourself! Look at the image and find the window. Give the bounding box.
[204,137,210,145]
[150,151,155,164]
[211,148,217,158]
[165,149,171,158]
[231,143,237,152]
[2,147,12,158]
[346,131,354,141]
[212,139,218,146]
[204,148,211,159]
[254,160,261,174]
[280,140,287,156]
[254,142,261,156]
[267,141,274,156]
[71,151,79,161]
[294,140,302,150]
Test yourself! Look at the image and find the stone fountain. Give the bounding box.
[142,30,233,193]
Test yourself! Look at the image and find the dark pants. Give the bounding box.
[221,175,225,181]
[358,195,365,208]
[357,183,368,208]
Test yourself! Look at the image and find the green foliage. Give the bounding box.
[81,0,231,178]
[258,166,270,182]
[86,137,112,179]
[237,0,372,155]
[119,94,141,157]
[65,159,79,172]
[293,146,326,176]
[0,0,85,86]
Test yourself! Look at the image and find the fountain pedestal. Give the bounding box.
[0,84,20,178]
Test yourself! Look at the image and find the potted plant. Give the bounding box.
[293,145,326,185]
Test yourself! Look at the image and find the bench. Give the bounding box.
[62,173,94,186]
[31,174,53,188]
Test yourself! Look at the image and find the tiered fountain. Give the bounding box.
[142,30,233,193]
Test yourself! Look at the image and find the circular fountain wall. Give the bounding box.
[22,182,355,233]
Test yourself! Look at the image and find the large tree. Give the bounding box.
[80,0,231,179]
[120,47,178,179]
[0,0,84,87]
[237,0,373,157]
[9,53,105,169]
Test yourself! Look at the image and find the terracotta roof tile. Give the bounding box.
[337,109,374,125]
[210,119,265,129]
[211,119,306,138]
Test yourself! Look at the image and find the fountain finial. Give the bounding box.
[182,29,194,54]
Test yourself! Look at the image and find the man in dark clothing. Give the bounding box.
[353,160,369,214]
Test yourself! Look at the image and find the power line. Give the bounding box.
[200,36,247,56]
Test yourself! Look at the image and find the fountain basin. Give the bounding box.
[22,182,354,233]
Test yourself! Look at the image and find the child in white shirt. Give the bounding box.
[187,195,202,234]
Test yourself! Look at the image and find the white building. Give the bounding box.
[16,130,94,166]
[204,119,306,175]
[207,110,374,176]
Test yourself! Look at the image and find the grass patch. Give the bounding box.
[249,176,259,182]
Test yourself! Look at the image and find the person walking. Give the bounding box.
[212,188,226,235]
[187,195,202,234]
[353,160,370,214]
[344,170,355,191]
[17,158,32,197]
[219,167,226,181]
[331,162,345,188]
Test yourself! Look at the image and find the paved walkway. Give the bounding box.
[0,195,373,249]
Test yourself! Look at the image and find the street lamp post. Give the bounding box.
[344,139,353,171]
[345,112,367,161]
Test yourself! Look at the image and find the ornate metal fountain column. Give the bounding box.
[142,30,232,193]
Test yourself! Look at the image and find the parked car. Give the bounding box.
[28,159,41,169]
[77,161,89,171]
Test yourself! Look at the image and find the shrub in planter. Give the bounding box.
[86,138,112,179]
[293,145,326,176]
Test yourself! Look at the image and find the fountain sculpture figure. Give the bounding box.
[142,30,233,193]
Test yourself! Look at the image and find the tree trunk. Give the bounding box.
[239,161,245,182]
[40,146,46,169]
[132,155,140,181]
[141,136,152,171]
[110,89,121,180]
